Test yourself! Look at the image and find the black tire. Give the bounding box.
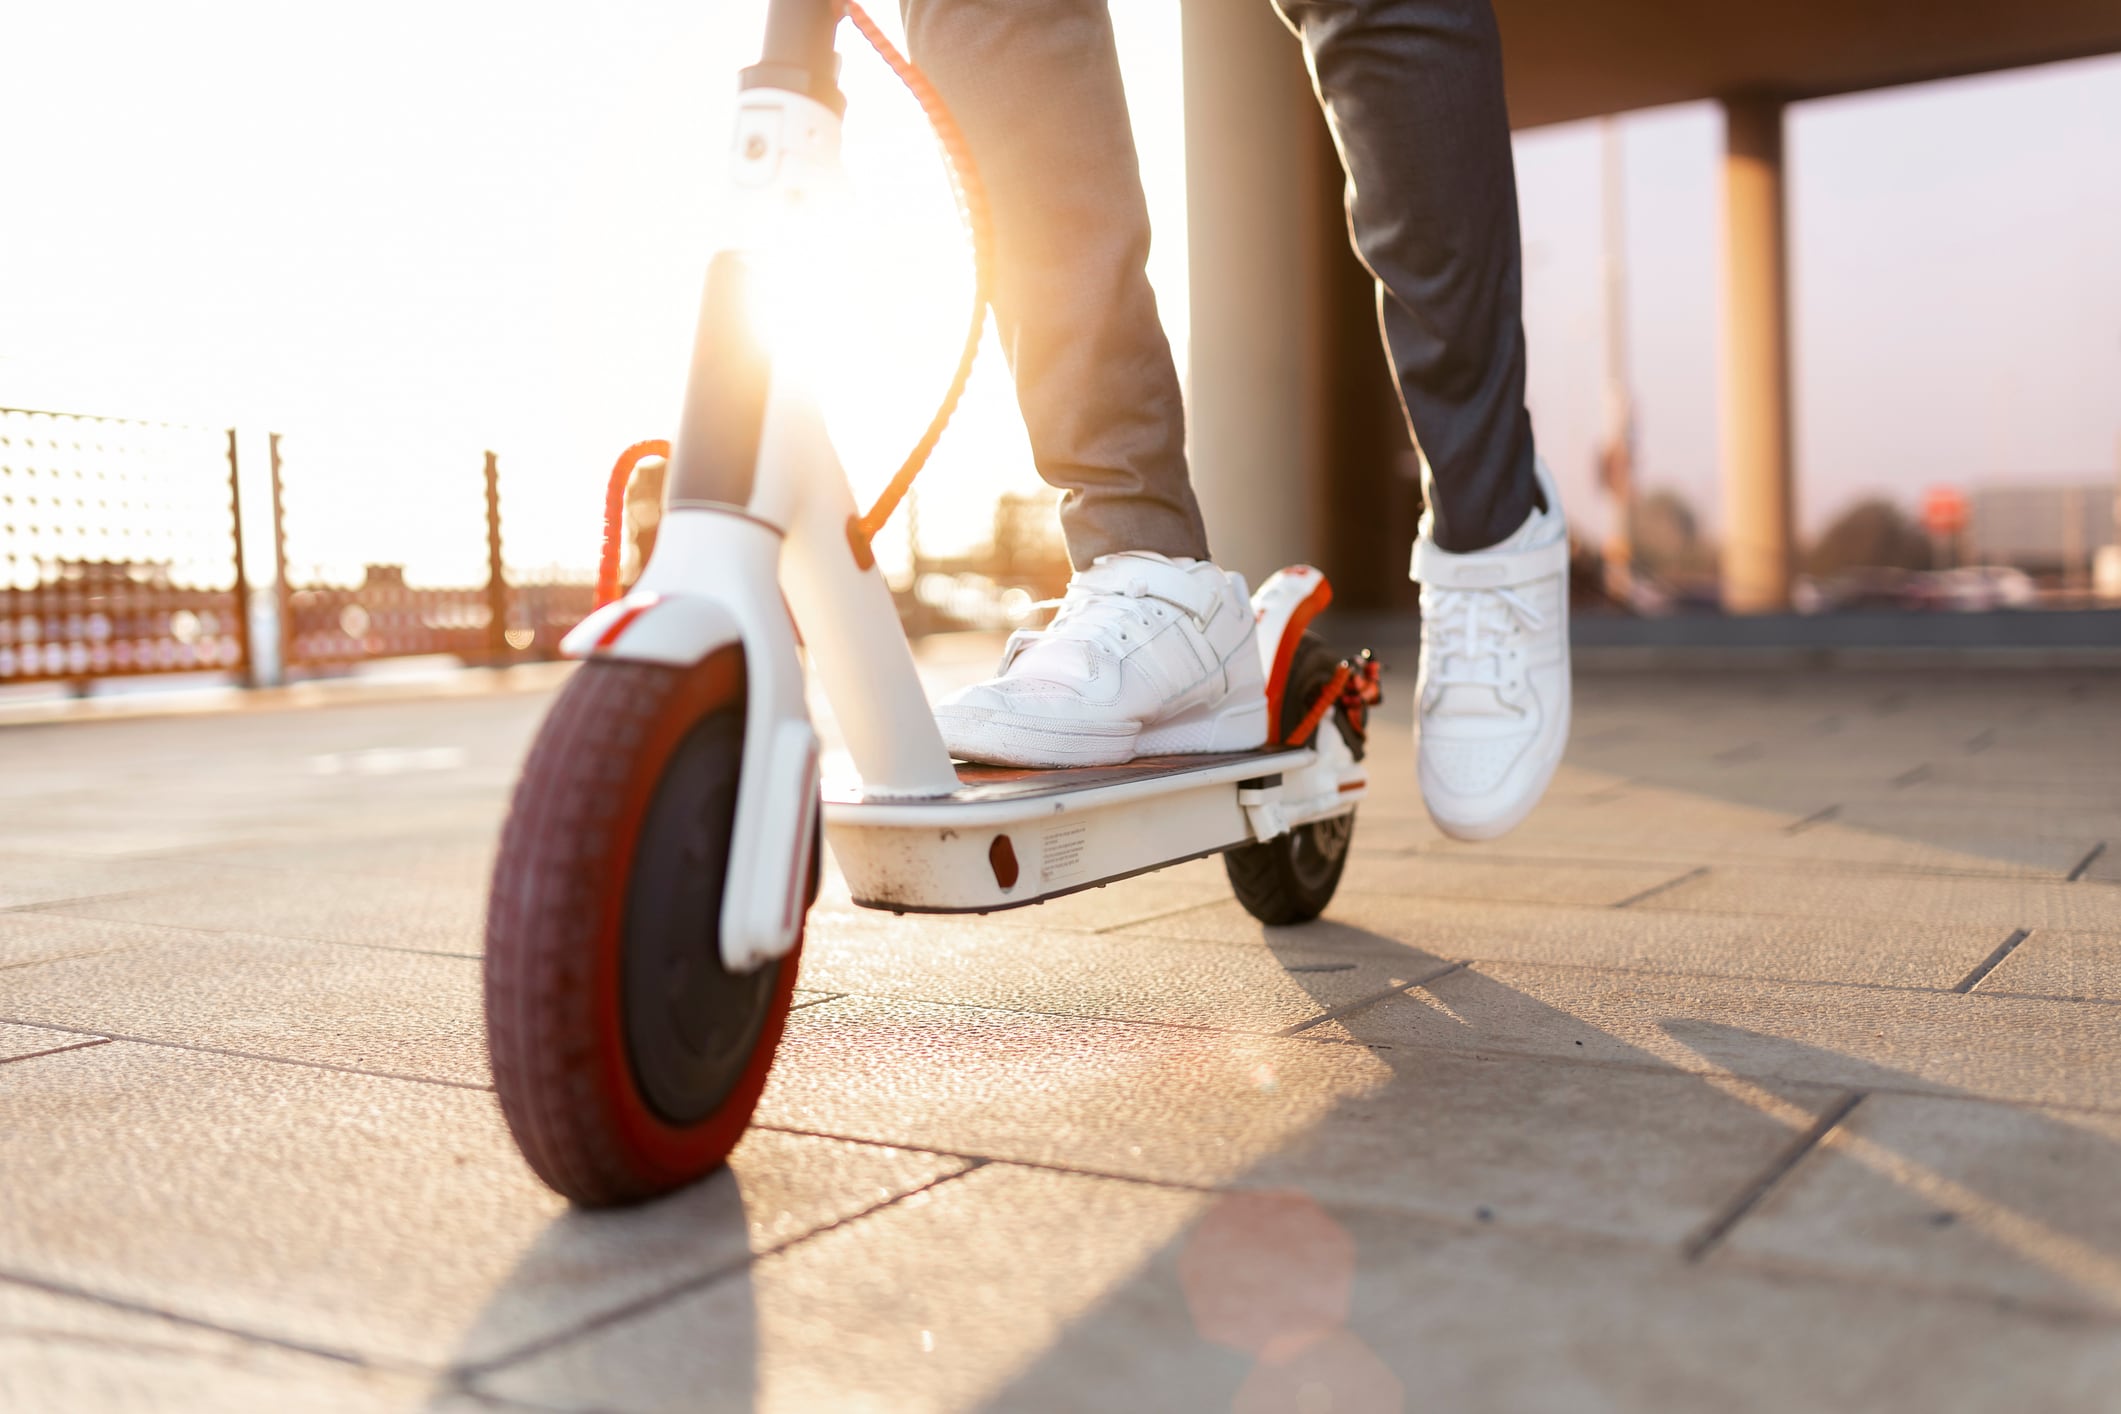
[1224,631,1358,925]
[484,648,804,1207]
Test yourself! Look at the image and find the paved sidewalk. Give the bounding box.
[1,661,2117,1411]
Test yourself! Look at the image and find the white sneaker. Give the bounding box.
[1410,458,1572,841]
[935,552,1270,768]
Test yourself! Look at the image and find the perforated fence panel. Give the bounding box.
[268,435,594,669]
[0,408,249,684]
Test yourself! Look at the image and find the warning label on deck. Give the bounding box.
[1040,823,1088,886]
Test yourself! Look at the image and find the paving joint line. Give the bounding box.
[15,905,483,962]
[1090,898,1232,934]
[1782,804,1841,835]
[1277,961,1465,1037]
[0,1265,376,1371]
[0,889,152,916]
[0,946,137,973]
[1710,1244,2121,1331]
[2067,841,2108,882]
[457,1162,989,1382]
[751,1123,1227,1197]
[1684,1091,1865,1261]
[0,1014,493,1091]
[1953,929,2032,993]
[1435,950,2121,1007]
[1394,848,2084,885]
[0,1036,112,1067]
[1611,867,1709,910]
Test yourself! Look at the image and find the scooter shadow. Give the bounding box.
[974,933,2121,1408]
[425,1162,762,1410]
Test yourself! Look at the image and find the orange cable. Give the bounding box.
[840,0,994,567]
[595,439,670,609]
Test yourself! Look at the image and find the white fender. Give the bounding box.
[1250,565,1334,733]
[560,512,817,973]
[1250,565,1367,823]
[561,592,741,666]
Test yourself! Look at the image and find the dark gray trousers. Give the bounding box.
[901,0,1542,563]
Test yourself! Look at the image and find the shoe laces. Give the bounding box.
[1028,564,1181,650]
[1421,582,1544,711]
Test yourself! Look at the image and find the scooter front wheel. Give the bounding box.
[484,649,805,1206]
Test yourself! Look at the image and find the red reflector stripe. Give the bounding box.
[594,595,661,650]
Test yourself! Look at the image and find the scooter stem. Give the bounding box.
[749,0,845,110]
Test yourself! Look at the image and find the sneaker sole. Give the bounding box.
[1420,698,1571,842]
[938,695,1270,769]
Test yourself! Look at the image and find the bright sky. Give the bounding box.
[3,4,2115,580]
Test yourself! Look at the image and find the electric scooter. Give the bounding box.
[483,0,1381,1207]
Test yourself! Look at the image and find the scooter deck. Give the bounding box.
[821,745,1331,914]
[950,750,1285,801]
[822,746,1315,825]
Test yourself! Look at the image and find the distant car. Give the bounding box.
[1796,565,2037,613]
[1924,566,2039,612]
[1796,567,1916,613]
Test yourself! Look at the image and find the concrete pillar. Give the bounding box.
[1179,0,1329,588]
[1718,94,1796,613]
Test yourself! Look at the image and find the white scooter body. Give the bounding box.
[562,86,1367,964]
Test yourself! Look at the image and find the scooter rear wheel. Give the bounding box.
[1224,631,1358,925]
[484,649,804,1206]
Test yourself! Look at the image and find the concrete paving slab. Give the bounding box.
[478,1160,1211,1413]
[1418,817,2097,878]
[6,661,2121,1407]
[1834,799,2121,844]
[0,851,173,911]
[0,1280,470,1414]
[481,1162,2121,1414]
[1235,1047,1843,1245]
[1642,867,2121,933]
[1338,963,2121,1112]
[0,911,158,969]
[1719,1093,2121,1318]
[48,869,489,956]
[758,994,1841,1245]
[1980,929,2121,1003]
[759,995,1392,1188]
[170,823,502,890]
[0,1042,963,1368]
[799,909,1439,1034]
[1004,1195,2121,1414]
[1330,853,1687,908]
[1121,894,2007,990]
[0,932,488,1085]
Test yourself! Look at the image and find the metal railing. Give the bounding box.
[266,436,595,673]
[0,408,606,690]
[0,408,251,685]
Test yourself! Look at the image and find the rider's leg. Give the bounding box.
[1278,0,1570,839]
[1274,0,1542,550]
[900,0,1207,567]
[905,0,1266,768]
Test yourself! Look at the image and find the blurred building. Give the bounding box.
[1182,0,2121,614]
[1968,483,2118,576]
